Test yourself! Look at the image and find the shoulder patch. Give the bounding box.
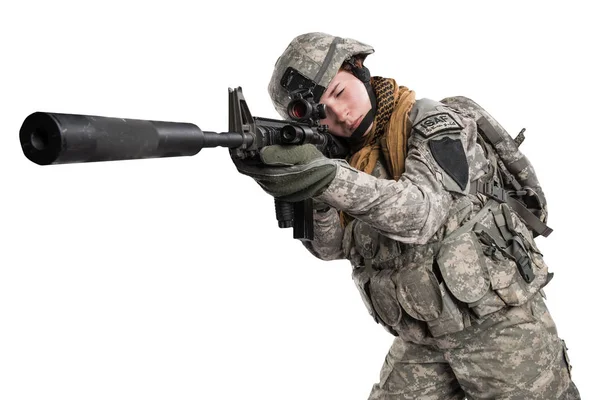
[429,137,469,191]
[413,112,463,138]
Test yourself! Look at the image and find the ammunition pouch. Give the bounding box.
[346,93,555,337]
[349,198,549,338]
[437,199,549,319]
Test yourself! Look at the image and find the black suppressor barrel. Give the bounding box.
[20,112,247,165]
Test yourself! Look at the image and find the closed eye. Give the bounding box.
[336,88,345,98]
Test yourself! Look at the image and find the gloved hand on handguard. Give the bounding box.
[232,144,338,202]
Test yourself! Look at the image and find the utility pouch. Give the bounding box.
[436,231,490,304]
[426,282,465,337]
[351,265,402,337]
[493,203,536,284]
[351,265,379,324]
[394,244,443,322]
[473,204,549,307]
[369,269,403,327]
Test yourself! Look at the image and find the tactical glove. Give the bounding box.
[232,144,338,202]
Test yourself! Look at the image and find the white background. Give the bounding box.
[1,1,598,399]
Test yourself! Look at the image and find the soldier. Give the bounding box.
[232,32,580,399]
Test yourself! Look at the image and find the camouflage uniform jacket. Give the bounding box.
[306,98,550,338]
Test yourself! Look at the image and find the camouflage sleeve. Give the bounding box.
[313,101,483,245]
[313,151,452,245]
[301,207,344,261]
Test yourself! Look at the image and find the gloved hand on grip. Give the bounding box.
[232,144,338,202]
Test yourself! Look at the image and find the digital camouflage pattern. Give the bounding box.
[303,98,579,398]
[268,32,374,119]
[441,96,549,224]
[312,99,485,245]
[368,293,579,399]
[268,31,578,399]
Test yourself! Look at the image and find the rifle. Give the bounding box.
[19,87,349,241]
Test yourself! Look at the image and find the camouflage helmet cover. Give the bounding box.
[268,32,375,119]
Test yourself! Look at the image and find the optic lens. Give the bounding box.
[288,101,307,119]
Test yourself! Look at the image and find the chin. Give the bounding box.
[330,129,350,138]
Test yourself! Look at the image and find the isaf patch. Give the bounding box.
[413,113,463,138]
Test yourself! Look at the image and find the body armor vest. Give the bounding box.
[347,97,552,338]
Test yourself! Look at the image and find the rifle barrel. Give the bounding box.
[19,112,245,165]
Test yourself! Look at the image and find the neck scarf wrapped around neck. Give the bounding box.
[340,77,416,227]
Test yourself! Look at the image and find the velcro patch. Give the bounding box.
[413,113,463,138]
[429,137,469,191]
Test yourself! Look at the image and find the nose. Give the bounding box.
[325,101,347,123]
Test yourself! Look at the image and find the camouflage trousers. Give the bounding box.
[368,293,580,399]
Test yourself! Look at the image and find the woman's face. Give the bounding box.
[319,69,373,138]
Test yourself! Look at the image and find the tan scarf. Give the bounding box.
[340,77,416,227]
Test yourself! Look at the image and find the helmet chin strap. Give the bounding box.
[347,58,377,143]
[348,87,376,141]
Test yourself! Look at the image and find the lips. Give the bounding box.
[350,115,363,132]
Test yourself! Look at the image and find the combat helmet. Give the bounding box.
[268,32,377,138]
